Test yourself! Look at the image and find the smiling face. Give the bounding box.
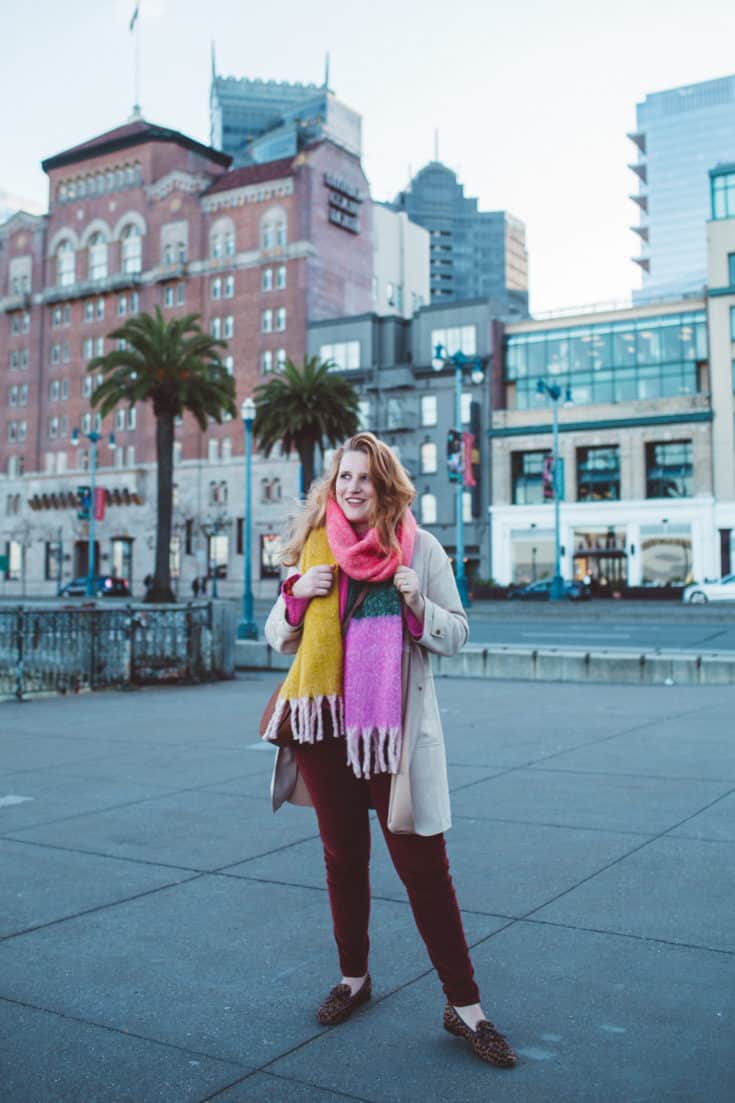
[335,449,375,535]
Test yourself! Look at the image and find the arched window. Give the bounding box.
[260,207,287,250]
[56,240,75,287]
[210,235,222,259]
[225,232,235,257]
[78,178,87,198]
[121,225,142,274]
[88,233,108,280]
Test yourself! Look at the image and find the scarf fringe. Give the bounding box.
[262,694,344,745]
[345,724,402,779]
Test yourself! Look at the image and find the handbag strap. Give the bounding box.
[341,585,368,634]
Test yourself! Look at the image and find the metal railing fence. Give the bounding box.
[0,603,217,700]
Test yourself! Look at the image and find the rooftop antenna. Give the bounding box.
[324,51,331,90]
[129,2,142,119]
[211,40,217,79]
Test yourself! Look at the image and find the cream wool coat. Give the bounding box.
[264,528,468,836]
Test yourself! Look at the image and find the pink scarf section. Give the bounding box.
[325,498,416,580]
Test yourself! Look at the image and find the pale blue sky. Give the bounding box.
[3,0,735,310]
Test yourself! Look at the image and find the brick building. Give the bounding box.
[0,115,373,596]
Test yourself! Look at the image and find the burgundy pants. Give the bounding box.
[293,734,480,1006]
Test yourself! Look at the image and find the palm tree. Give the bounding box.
[253,356,360,492]
[88,308,236,603]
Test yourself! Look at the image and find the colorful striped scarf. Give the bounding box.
[265,501,417,777]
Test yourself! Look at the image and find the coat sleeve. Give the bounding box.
[415,535,469,657]
[264,593,303,655]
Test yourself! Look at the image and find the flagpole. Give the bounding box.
[130,3,142,118]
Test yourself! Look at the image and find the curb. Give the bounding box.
[234,640,735,686]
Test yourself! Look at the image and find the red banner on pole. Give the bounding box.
[462,432,476,488]
[94,487,106,521]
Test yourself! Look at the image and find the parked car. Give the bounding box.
[681,574,735,603]
[59,576,131,598]
[507,579,591,601]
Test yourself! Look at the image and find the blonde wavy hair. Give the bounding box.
[280,433,416,567]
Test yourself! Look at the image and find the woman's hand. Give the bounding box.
[291,564,336,599]
[394,566,425,620]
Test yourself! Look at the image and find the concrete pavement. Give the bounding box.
[1,675,734,1102]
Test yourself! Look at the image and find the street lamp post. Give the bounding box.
[432,345,484,608]
[71,427,115,597]
[535,379,571,601]
[237,398,258,639]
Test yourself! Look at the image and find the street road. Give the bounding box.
[465,601,735,652]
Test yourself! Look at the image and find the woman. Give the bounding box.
[264,432,515,1069]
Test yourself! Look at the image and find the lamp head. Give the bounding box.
[431,343,445,372]
[535,379,546,396]
[240,397,255,424]
[71,428,80,446]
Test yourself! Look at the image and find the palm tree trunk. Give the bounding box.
[298,440,316,496]
[148,409,176,603]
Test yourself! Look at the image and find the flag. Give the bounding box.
[129,4,139,31]
[462,432,476,488]
[94,487,106,522]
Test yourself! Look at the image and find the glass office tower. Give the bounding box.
[629,74,735,301]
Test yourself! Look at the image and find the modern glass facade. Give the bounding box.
[630,75,735,299]
[392,162,528,312]
[505,310,707,409]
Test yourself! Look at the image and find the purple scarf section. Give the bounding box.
[343,612,404,778]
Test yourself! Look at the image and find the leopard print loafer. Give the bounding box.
[316,974,372,1026]
[443,1004,517,1068]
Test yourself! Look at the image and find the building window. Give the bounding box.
[127,407,136,430]
[88,233,108,280]
[421,395,438,426]
[51,343,61,365]
[117,295,128,317]
[577,446,620,501]
[712,170,735,220]
[728,253,735,288]
[431,325,477,358]
[96,298,105,319]
[645,441,693,499]
[121,225,142,273]
[319,341,360,371]
[420,441,437,474]
[8,385,18,406]
[126,445,136,466]
[18,420,27,442]
[261,350,273,374]
[115,408,125,431]
[225,232,235,257]
[48,416,59,440]
[49,380,60,402]
[223,315,234,338]
[261,309,273,333]
[130,291,139,313]
[224,274,234,298]
[262,268,273,292]
[420,492,437,525]
[56,240,75,287]
[275,307,286,331]
[210,317,222,339]
[61,379,68,400]
[357,399,371,430]
[276,265,286,290]
[511,450,548,505]
[208,439,219,463]
[176,283,185,305]
[276,348,287,372]
[164,286,174,307]
[207,532,229,579]
[211,277,222,300]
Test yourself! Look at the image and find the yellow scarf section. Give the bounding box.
[269,526,345,744]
